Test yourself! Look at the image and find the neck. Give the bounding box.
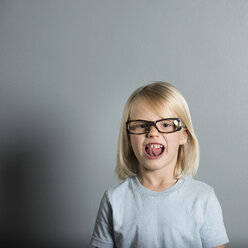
[137,167,178,191]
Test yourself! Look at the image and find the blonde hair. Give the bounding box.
[116,81,199,180]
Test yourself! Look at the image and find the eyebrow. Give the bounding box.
[129,117,176,121]
[130,115,173,120]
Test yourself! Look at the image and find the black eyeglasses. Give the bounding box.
[126,118,184,135]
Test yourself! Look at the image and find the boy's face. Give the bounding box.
[129,99,188,174]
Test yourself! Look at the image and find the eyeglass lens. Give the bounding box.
[128,119,181,134]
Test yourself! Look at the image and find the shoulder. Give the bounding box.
[96,178,131,213]
[184,176,214,192]
[104,177,133,204]
[182,177,224,219]
[183,176,215,201]
[106,176,131,193]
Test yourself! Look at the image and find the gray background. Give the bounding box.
[0,0,247,247]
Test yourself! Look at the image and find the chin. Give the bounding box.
[142,162,165,171]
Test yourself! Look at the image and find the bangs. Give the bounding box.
[130,94,175,120]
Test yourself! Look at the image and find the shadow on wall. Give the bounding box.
[0,104,82,248]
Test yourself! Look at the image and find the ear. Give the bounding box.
[179,128,188,145]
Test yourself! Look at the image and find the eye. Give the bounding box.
[162,123,171,127]
[129,122,147,130]
[139,124,146,128]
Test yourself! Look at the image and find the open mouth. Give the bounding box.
[145,143,165,158]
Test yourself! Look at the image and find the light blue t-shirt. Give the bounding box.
[90,176,229,248]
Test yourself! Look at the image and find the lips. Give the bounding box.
[144,143,165,158]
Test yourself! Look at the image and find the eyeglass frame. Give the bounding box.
[126,118,184,135]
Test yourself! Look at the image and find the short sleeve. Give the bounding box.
[90,190,116,248]
[200,189,229,248]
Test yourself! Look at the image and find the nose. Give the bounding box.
[146,125,160,137]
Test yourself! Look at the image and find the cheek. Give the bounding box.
[166,134,181,149]
[130,136,138,150]
[130,136,142,154]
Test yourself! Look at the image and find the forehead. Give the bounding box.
[129,98,178,120]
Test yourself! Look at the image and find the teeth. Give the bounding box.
[146,144,164,148]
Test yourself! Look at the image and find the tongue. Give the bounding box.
[147,146,162,156]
